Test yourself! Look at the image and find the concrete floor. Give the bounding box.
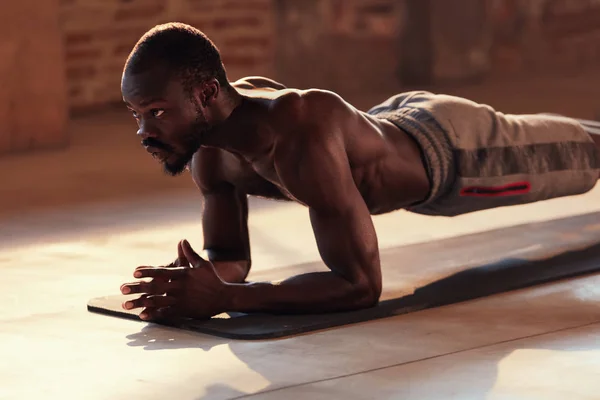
[2,74,600,399]
[2,188,600,400]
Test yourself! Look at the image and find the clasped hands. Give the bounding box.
[120,239,229,321]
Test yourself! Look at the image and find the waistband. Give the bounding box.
[370,107,456,209]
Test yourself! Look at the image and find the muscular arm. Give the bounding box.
[193,150,251,283]
[225,102,382,313]
[201,184,251,282]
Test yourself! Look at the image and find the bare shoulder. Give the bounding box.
[269,90,351,163]
[232,76,287,90]
[267,89,354,169]
[267,90,359,210]
[269,89,351,132]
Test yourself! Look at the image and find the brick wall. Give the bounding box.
[274,0,407,98]
[0,0,68,155]
[428,0,491,83]
[401,0,600,85]
[59,0,276,111]
[488,0,600,77]
[58,0,600,111]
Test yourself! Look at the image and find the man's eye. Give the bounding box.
[152,109,165,118]
[130,110,139,119]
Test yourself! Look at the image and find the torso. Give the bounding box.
[192,78,430,215]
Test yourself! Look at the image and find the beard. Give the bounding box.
[162,116,209,176]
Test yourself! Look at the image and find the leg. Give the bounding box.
[576,118,600,153]
[589,131,600,152]
[540,114,600,163]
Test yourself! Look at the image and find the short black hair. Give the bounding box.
[124,22,228,94]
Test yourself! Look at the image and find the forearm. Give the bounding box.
[225,271,378,314]
[203,247,250,283]
[212,260,250,283]
[200,184,251,284]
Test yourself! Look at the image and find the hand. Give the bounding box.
[119,239,230,321]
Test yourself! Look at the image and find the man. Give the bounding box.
[119,23,600,321]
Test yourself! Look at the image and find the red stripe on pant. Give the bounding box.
[460,181,531,197]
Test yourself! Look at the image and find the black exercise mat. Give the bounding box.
[88,211,600,340]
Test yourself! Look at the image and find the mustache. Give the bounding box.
[142,138,172,152]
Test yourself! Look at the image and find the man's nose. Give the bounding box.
[136,119,158,140]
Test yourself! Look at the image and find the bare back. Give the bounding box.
[192,76,430,215]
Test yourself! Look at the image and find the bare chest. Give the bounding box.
[249,159,302,202]
[221,153,295,201]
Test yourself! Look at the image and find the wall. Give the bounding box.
[428,0,491,83]
[57,0,600,112]
[59,0,276,111]
[397,0,600,85]
[58,0,408,110]
[488,0,600,77]
[0,0,68,155]
[275,0,406,98]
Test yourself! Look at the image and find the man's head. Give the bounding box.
[121,23,232,176]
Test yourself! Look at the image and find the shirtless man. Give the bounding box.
[119,23,600,321]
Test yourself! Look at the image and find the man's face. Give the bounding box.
[121,66,209,176]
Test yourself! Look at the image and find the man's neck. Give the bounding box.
[201,93,275,160]
[213,84,243,122]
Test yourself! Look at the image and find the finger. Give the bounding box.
[133,266,187,279]
[135,263,177,271]
[122,294,149,310]
[140,306,178,322]
[134,265,154,271]
[120,279,183,295]
[122,294,177,311]
[181,239,208,268]
[176,240,190,267]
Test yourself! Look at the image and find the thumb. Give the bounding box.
[176,240,190,266]
[181,239,208,268]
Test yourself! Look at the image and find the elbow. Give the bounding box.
[351,278,382,309]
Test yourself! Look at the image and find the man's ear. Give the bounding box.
[195,79,220,107]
